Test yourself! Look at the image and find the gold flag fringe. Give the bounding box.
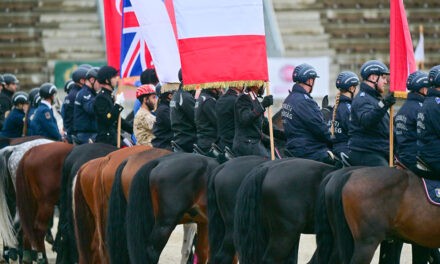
[161,83,180,93]
[393,91,408,99]
[183,80,268,91]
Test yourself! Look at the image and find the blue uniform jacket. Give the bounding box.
[348,83,389,157]
[394,92,424,168]
[282,84,331,160]
[61,84,82,135]
[73,85,97,133]
[331,95,352,156]
[417,89,440,166]
[26,106,38,136]
[31,103,61,141]
[0,108,25,138]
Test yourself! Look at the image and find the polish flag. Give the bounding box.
[173,0,269,89]
[102,0,122,69]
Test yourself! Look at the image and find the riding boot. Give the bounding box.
[379,240,403,264]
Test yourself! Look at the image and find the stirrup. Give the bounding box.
[211,143,224,156]
[193,144,207,156]
[171,141,184,153]
[416,156,432,172]
[224,146,235,160]
[340,152,352,167]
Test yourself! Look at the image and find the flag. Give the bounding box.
[120,0,154,78]
[390,0,417,96]
[129,0,181,88]
[173,0,269,90]
[414,26,425,69]
[102,0,122,68]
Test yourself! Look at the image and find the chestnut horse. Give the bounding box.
[55,143,118,264]
[15,142,74,263]
[320,166,440,264]
[73,146,171,263]
[124,153,219,263]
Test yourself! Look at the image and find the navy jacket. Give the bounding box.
[394,92,424,168]
[216,88,239,149]
[417,89,440,167]
[26,106,38,136]
[348,83,389,157]
[195,90,217,152]
[0,89,13,130]
[61,83,82,135]
[282,84,331,160]
[0,108,25,138]
[331,94,352,156]
[74,85,97,133]
[31,102,61,141]
[152,100,173,150]
[170,89,197,152]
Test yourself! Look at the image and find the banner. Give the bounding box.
[390,0,416,96]
[173,0,268,90]
[414,25,425,69]
[102,0,122,69]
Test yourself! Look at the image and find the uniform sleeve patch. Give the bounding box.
[45,112,51,119]
[435,97,440,104]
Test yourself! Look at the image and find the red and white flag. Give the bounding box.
[102,0,123,69]
[173,0,269,89]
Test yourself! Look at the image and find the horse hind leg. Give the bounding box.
[349,240,379,264]
[194,222,209,264]
[181,223,197,264]
[147,221,178,263]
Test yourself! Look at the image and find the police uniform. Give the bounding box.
[233,90,268,157]
[216,88,239,150]
[61,83,82,142]
[195,89,218,152]
[73,85,97,144]
[331,94,352,156]
[170,89,196,152]
[26,106,38,136]
[417,89,440,174]
[0,108,25,138]
[282,84,331,162]
[0,89,13,130]
[152,99,173,150]
[394,92,424,170]
[93,88,132,146]
[348,83,390,166]
[31,101,61,141]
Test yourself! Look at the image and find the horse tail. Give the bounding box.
[106,159,130,264]
[233,165,268,264]
[207,164,226,262]
[0,147,17,246]
[126,159,161,262]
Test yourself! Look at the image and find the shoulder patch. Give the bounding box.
[436,97,440,104]
[45,112,51,119]
[347,104,351,111]
[83,94,91,100]
[360,92,365,97]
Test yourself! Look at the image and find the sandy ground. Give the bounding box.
[43,220,415,264]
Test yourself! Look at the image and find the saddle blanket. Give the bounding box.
[422,178,440,206]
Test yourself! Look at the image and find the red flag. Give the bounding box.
[103,0,122,69]
[390,0,417,95]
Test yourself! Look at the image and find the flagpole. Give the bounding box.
[419,24,425,70]
[266,83,275,160]
[117,115,122,148]
[389,105,394,167]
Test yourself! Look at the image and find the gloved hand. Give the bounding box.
[261,95,273,108]
[115,92,125,106]
[380,93,396,108]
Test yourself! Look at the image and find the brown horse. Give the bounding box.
[324,166,440,264]
[73,146,170,263]
[15,142,74,263]
[124,153,219,264]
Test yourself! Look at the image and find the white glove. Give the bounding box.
[115,92,125,105]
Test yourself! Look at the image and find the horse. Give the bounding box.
[319,166,440,264]
[0,138,53,254]
[15,142,74,263]
[0,135,45,149]
[233,158,337,264]
[73,146,170,263]
[124,153,219,263]
[55,143,118,264]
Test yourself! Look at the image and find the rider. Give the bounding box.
[152,84,174,150]
[348,60,395,166]
[0,73,19,130]
[31,83,62,141]
[94,66,132,147]
[0,91,29,138]
[26,87,41,136]
[417,65,440,178]
[394,71,429,171]
[282,63,333,164]
[73,67,100,144]
[195,87,222,153]
[233,84,273,157]
[216,86,242,151]
[133,84,157,146]
[330,71,359,157]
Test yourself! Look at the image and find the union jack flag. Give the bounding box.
[120,0,154,78]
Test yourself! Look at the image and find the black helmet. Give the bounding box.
[72,67,89,83]
[3,73,19,85]
[407,71,429,92]
[0,75,4,86]
[428,65,440,88]
[39,82,57,99]
[28,87,41,107]
[292,63,319,83]
[360,60,390,80]
[140,68,158,85]
[86,67,100,80]
[336,71,359,91]
[97,66,118,85]
[12,91,29,105]
[64,79,75,93]
[78,64,92,70]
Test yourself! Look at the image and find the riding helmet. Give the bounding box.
[292,63,319,83]
[360,60,390,80]
[336,71,360,91]
[428,65,440,87]
[12,91,29,105]
[406,71,429,92]
[39,82,57,99]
